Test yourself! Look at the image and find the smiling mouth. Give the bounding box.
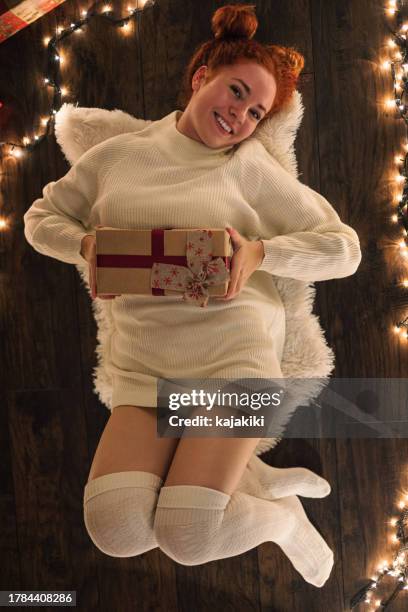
[213,112,234,135]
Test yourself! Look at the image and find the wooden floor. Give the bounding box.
[1,0,407,610]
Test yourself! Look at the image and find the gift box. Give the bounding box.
[95,227,233,307]
[0,0,67,43]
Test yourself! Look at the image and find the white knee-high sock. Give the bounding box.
[154,484,333,588]
[83,470,163,557]
[237,454,331,500]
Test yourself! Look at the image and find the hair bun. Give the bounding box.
[211,3,258,41]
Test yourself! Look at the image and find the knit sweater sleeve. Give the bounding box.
[253,155,362,282]
[23,136,126,266]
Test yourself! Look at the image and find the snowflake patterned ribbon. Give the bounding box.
[150,229,231,307]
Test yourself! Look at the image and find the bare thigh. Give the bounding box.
[164,435,261,496]
[87,405,179,483]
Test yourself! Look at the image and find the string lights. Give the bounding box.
[350,495,408,609]
[0,0,155,161]
[348,5,408,609]
[383,0,408,340]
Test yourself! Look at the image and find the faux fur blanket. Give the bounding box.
[54,91,335,455]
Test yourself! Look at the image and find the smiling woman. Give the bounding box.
[22,1,360,589]
[176,61,277,147]
[176,2,304,148]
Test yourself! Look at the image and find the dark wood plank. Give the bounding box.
[309,0,408,610]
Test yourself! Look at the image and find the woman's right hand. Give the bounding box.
[81,228,120,301]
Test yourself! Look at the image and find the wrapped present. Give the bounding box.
[0,0,67,43]
[96,227,233,307]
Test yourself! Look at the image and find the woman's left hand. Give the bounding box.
[215,227,265,301]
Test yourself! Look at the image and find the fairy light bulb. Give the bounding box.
[23,137,30,145]
[389,38,397,47]
[56,25,63,34]
[392,214,398,222]
[81,9,87,16]
[41,117,48,126]
[10,148,22,158]
[43,36,50,46]
[386,98,396,108]
[383,60,391,70]
[399,240,407,248]
[398,499,405,508]
[102,4,112,12]
[396,174,405,182]
[395,154,403,163]
[60,87,68,96]
[394,325,401,333]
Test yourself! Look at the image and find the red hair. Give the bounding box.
[176,3,305,120]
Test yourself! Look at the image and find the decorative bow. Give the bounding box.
[150,230,230,307]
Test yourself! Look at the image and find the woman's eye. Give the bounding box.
[230,85,241,98]
[230,85,260,121]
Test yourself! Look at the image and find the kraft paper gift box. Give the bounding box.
[95,227,234,307]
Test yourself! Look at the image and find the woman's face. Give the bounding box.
[177,60,277,148]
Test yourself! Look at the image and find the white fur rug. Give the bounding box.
[54,92,335,455]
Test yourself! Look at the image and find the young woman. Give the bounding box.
[23,4,361,587]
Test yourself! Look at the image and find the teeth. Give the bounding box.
[215,112,232,133]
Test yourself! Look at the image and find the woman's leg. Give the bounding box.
[83,405,179,558]
[153,433,334,587]
[87,404,179,482]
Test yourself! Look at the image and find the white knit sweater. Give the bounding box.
[23,109,362,408]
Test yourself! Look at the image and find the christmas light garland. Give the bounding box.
[349,501,408,609]
[348,5,408,609]
[0,0,155,159]
[386,0,408,341]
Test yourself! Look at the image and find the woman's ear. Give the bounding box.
[192,65,208,90]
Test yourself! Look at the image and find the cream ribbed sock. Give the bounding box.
[237,454,331,500]
[154,484,333,588]
[83,470,163,558]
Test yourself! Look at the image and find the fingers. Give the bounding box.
[216,268,243,301]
